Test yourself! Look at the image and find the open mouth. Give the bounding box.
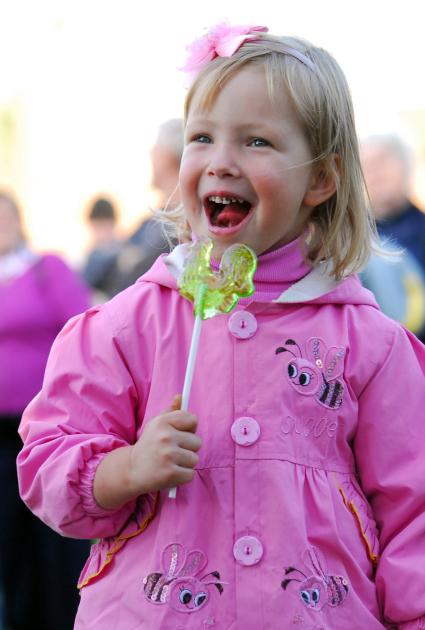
[205,195,252,229]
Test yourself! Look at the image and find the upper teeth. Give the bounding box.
[208,195,244,204]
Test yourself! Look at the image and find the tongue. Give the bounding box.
[215,204,247,227]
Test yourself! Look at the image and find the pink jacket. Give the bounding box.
[17,244,425,629]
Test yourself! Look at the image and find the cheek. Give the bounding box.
[179,153,200,197]
[178,162,192,197]
[251,169,280,195]
[252,170,303,215]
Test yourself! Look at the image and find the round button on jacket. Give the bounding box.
[233,536,263,566]
[231,417,260,446]
[228,311,257,339]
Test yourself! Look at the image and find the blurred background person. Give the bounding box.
[149,117,183,211]
[0,190,90,630]
[360,135,425,341]
[360,242,425,340]
[361,134,425,271]
[106,118,183,295]
[81,195,122,302]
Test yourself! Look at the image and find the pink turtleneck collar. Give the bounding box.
[211,238,312,304]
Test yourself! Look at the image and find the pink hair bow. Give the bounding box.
[181,22,268,82]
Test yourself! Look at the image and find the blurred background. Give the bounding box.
[1,0,424,265]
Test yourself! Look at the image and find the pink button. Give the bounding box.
[228,311,257,339]
[233,536,263,566]
[231,417,260,446]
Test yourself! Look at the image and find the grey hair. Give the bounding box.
[154,118,185,161]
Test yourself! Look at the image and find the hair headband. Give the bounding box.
[181,22,315,83]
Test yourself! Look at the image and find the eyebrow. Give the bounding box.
[186,118,278,134]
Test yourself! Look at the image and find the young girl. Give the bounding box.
[17,24,425,629]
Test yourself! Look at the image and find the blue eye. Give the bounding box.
[301,589,311,604]
[312,588,320,604]
[249,137,270,147]
[193,134,212,144]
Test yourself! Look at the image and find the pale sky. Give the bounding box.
[0,0,424,262]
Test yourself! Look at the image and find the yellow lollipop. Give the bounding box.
[168,238,257,498]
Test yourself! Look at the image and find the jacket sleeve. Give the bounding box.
[354,324,425,628]
[17,302,147,540]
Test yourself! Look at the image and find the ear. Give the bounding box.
[303,155,339,208]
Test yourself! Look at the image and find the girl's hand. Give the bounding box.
[128,395,202,495]
[93,395,202,510]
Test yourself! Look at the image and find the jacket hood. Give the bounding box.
[141,244,379,310]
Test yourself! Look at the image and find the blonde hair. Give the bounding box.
[160,33,376,279]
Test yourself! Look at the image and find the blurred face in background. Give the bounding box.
[0,197,23,255]
[361,142,409,220]
[88,218,117,246]
[150,144,181,208]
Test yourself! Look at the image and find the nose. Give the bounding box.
[207,145,241,179]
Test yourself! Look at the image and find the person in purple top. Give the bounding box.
[0,190,90,630]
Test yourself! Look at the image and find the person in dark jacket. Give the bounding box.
[360,134,425,341]
[361,134,425,270]
[81,196,122,301]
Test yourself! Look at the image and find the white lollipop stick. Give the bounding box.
[168,313,203,499]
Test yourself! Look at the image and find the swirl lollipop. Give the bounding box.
[169,238,257,498]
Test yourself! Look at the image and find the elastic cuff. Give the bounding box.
[79,452,111,516]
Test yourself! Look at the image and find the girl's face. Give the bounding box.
[180,64,326,259]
